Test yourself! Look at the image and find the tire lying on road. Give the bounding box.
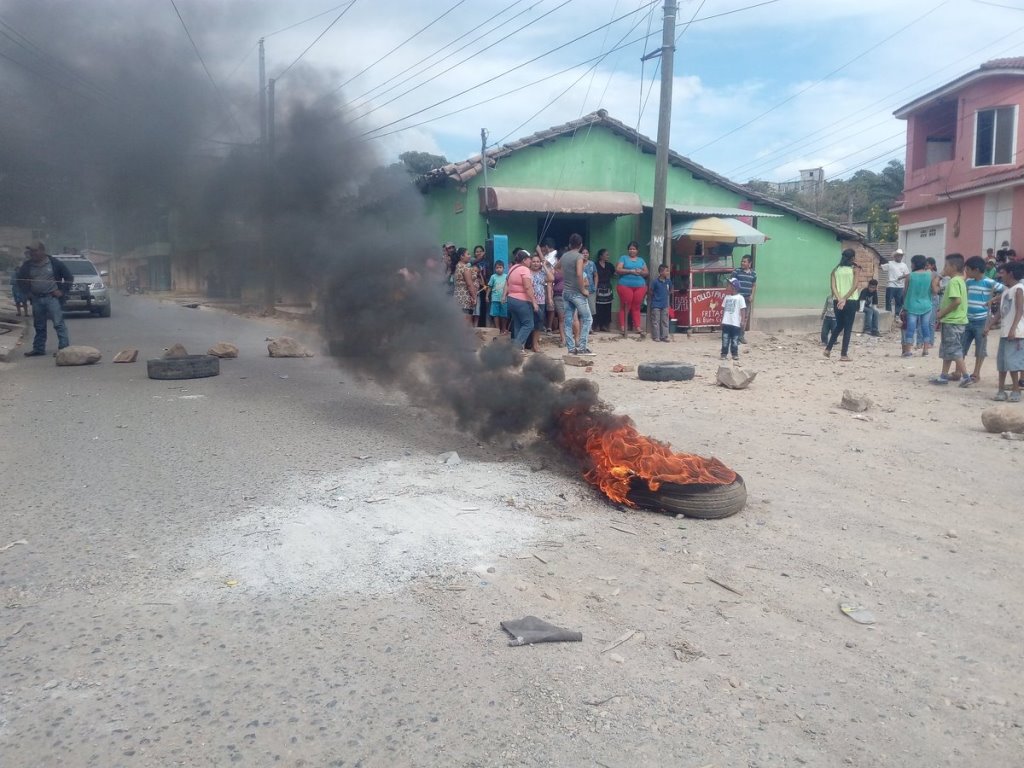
[626,475,746,519]
[637,361,696,382]
[146,354,220,380]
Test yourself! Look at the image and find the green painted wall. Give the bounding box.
[422,126,846,307]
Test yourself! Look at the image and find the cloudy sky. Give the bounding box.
[4,0,1023,183]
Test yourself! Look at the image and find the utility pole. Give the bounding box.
[480,128,490,238]
[262,77,277,311]
[258,39,266,146]
[647,0,677,324]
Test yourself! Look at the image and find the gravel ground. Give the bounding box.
[1,299,1021,767]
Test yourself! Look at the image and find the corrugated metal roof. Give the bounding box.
[420,110,862,241]
[652,203,782,218]
[480,187,642,215]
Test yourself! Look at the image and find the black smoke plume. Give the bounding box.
[0,0,606,445]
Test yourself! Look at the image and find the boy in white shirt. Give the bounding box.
[720,278,747,361]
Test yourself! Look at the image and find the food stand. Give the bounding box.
[669,217,767,332]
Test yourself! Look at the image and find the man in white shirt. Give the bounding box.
[884,248,910,315]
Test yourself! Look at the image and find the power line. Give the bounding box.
[265,1,354,38]
[358,0,657,136]
[169,0,244,137]
[687,0,949,156]
[350,0,581,128]
[357,0,782,139]
[729,28,1024,181]
[496,0,653,146]
[362,17,660,142]
[340,0,535,114]
[274,0,358,82]
[330,0,469,95]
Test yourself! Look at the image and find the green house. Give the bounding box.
[418,110,866,309]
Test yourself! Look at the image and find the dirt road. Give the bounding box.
[1,302,1020,767]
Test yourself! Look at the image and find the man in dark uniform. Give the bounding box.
[16,240,73,356]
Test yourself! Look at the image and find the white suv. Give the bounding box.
[56,254,111,317]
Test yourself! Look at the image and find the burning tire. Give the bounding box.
[626,475,746,519]
[637,361,695,382]
[147,354,220,380]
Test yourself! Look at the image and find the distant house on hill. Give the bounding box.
[418,110,867,308]
[894,57,1024,264]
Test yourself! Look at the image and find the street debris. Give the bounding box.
[0,539,28,553]
[438,451,461,466]
[982,405,1024,434]
[112,348,139,363]
[716,365,757,390]
[266,336,313,358]
[611,364,635,373]
[563,355,590,367]
[208,342,239,358]
[501,615,583,646]
[839,601,876,625]
[163,343,189,358]
[707,576,743,596]
[55,346,101,366]
[840,390,872,413]
[601,628,637,654]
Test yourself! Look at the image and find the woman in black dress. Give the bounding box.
[593,248,616,331]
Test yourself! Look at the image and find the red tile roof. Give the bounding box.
[946,166,1024,195]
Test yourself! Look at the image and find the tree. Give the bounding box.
[396,151,448,177]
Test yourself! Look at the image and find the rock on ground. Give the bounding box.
[163,343,189,359]
[717,365,758,390]
[208,342,239,358]
[267,336,313,358]
[112,348,139,363]
[840,390,872,412]
[55,346,102,366]
[563,355,590,367]
[982,405,1024,434]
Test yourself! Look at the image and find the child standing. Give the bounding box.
[930,253,969,385]
[961,255,1004,387]
[993,261,1024,402]
[820,294,837,345]
[720,278,747,361]
[486,261,508,334]
[649,264,672,342]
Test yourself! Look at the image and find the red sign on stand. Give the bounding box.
[674,288,728,329]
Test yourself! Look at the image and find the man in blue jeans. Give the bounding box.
[559,233,595,356]
[15,240,73,357]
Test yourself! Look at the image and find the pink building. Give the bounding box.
[894,57,1024,265]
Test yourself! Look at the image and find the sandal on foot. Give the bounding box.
[840,356,852,362]
[1011,391,1022,403]
[993,390,1009,401]
[823,349,831,358]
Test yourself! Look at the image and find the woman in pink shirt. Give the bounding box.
[503,249,538,350]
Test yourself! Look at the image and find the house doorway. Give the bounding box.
[537,217,589,252]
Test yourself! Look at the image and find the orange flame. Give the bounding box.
[555,408,737,506]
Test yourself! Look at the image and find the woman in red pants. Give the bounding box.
[616,240,649,337]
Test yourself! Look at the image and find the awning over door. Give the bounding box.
[479,186,643,215]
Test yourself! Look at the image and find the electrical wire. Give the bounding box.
[727,27,1024,180]
[687,0,950,156]
[358,0,659,136]
[329,0,470,95]
[337,0,532,111]
[350,0,582,128]
[169,0,244,137]
[265,1,354,38]
[274,0,357,81]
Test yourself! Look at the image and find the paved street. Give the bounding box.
[2,297,1022,768]
[1,297,535,767]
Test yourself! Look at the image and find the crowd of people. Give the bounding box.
[821,247,1024,401]
[441,237,759,359]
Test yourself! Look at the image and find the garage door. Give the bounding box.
[903,223,947,268]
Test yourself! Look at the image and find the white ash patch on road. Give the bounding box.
[182,456,568,596]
